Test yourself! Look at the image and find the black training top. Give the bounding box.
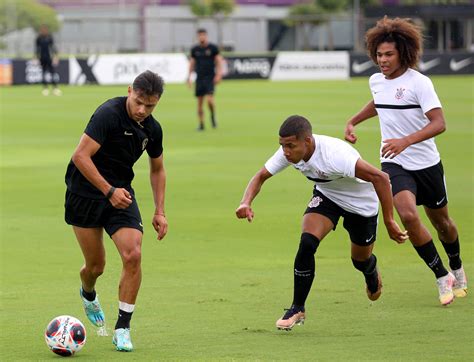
[36,35,56,62]
[190,43,219,79]
[65,97,163,199]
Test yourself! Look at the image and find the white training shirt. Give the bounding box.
[370,68,442,170]
[264,134,379,217]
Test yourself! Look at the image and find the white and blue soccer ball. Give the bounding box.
[45,315,86,357]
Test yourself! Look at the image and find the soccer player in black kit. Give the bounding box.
[187,28,223,131]
[35,24,61,96]
[64,70,168,352]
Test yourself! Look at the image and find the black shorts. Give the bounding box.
[304,189,378,246]
[40,60,54,73]
[382,161,448,209]
[195,78,214,97]
[64,190,143,237]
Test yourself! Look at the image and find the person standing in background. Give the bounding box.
[35,24,61,96]
[187,28,223,131]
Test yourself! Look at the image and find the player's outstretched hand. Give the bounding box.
[235,203,254,222]
[109,188,133,209]
[152,214,168,240]
[385,219,408,244]
[381,138,410,159]
[344,124,358,144]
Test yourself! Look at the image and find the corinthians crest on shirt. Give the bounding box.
[395,87,405,100]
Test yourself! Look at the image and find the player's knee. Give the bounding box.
[398,209,420,229]
[297,232,320,256]
[432,217,453,235]
[121,246,142,268]
[83,261,105,278]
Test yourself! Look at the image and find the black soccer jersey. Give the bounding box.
[190,43,219,79]
[36,35,56,62]
[65,97,163,199]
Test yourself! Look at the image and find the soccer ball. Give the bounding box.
[45,315,86,357]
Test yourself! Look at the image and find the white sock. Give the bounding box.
[119,301,135,313]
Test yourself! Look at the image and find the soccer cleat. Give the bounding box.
[53,88,62,96]
[113,328,133,352]
[276,306,305,331]
[436,272,455,306]
[211,115,217,128]
[80,288,105,327]
[451,266,468,298]
[42,88,50,96]
[366,268,383,301]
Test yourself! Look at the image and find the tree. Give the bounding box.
[187,0,235,49]
[285,2,322,50]
[286,0,381,51]
[0,0,60,36]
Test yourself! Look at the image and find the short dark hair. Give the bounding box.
[197,28,207,34]
[366,16,423,69]
[132,70,165,97]
[279,115,312,139]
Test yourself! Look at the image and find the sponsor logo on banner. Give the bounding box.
[223,56,275,79]
[270,52,350,81]
[11,59,69,84]
[69,54,188,85]
[352,60,375,74]
[449,57,472,72]
[418,58,441,72]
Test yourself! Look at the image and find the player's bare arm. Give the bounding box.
[149,154,168,240]
[213,54,224,84]
[354,158,408,243]
[236,167,273,222]
[71,133,132,209]
[345,100,377,143]
[381,107,446,159]
[187,58,196,88]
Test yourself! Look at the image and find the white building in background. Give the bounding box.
[3,0,354,56]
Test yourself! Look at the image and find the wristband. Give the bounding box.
[106,186,116,199]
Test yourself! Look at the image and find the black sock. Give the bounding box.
[414,241,448,279]
[441,237,462,270]
[352,255,378,293]
[210,112,217,127]
[292,233,320,307]
[81,288,96,302]
[115,309,133,330]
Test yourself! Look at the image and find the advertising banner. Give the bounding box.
[270,52,350,81]
[0,59,13,85]
[69,54,189,85]
[223,55,275,79]
[350,52,474,77]
[12,59,69,85]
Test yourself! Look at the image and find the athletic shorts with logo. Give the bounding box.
[64,189,143,237]
[304,189,378,246]
[382,161,448,209]
[195,77,214,97]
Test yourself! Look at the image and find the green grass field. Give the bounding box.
[1,77,473,361]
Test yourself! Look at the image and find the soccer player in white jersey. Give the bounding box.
[345,17,467,306]
[236,115,407,330]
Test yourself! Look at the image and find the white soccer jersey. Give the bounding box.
[264,134,379,217]
[369,69,441,170]
[370,68,442,170]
